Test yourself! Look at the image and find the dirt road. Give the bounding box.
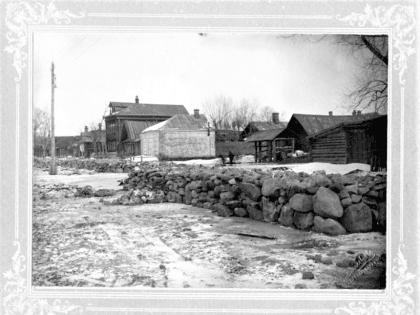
[32,173,386,289]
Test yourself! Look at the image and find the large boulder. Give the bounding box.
[262,197,281,222]
[278,204,295,227]
[301,176,318,194]
[247,205,264,221]
[341,203,373,233]
[213,204,234,217]
[240,183,261,201]
[234,207,248,217]
[312,216,346,236]
[293,211,314,231]
[289,193,313,212]
[313,187,343,219]
[311,171,332,187]
[219,191,235,202]
[261,177,282,197]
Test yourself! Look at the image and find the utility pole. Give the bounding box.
[49,62,57,175]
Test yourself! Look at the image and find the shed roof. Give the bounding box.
[143,114,209,133]
[292,113,380,136]
[109,102,188,117]
[245,128,286,142]
[308,115,387,140]
[123,120,158,141]
[248,121,288,131]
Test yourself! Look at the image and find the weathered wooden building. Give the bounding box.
[104,96,189,154]
[141,114,215,160]
[278,112,380,152]
[309,115,387,169]
[78,126,107,157]
[241,113,288,140]
[245,128,295,162]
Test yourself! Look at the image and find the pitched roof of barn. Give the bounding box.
[109,102,188,117]
[308,114,387,140]
[123,120,159,141]
[291,112,380,136]
[245,128,286,142]
[248,121,288,131]
[142,114,209,132]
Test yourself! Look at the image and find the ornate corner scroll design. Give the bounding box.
[4,0,85,82]
[335,245,416,315]
[337,4,416,85]
[3,241,83,315]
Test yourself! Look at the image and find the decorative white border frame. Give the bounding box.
[1,1,417,314]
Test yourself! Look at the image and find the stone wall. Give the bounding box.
[33,157,137,173]
[115,164,386,236]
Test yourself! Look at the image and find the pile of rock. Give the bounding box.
[33,157,145,173]
[115,165,386,235]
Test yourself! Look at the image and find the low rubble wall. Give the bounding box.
[34,157,138,173]
[113,164,386,236]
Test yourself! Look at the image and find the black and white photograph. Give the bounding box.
[0,1,418,314]
[32,31,387,289]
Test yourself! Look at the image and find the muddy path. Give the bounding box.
[32,172,386,289]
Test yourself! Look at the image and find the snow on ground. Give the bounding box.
[125,155,159,162]
[125,155,372,175]
[285,162,371,175]
[172,158,223,166]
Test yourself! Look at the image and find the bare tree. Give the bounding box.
[33,107,51,157]
[335,35,388,113]
[278,34,388,114]
[257,106,286,122]
[202,94,234,130]
[231,98,259,131]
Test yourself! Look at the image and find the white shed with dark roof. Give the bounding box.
[141,114,215,160]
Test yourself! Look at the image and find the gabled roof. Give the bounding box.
[309,115,387,140]
[249,121,288,131]
[109,102,188,117]
[245,128,286,142]
[143,114,209,133]
[291,113,380,136]
[80,130,106,143]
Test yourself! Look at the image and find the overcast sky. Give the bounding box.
[34,32,361,136]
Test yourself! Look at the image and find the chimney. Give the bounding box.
[194,109,200,119]
[98,123,102,131]
[329,111,333,116]
[84,126,88,133]
[272,112,280,124]
[352,110,356,116]
[135,95,139,103]
[357,110,362,115]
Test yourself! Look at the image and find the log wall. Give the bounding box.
[311,130,347,164]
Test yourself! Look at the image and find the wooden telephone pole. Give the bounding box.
[49,62,57,175]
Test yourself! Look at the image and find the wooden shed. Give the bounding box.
[278,112,380,153]
[309,115,387,170]
[141,114,215,160]
[245,128,294,163]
